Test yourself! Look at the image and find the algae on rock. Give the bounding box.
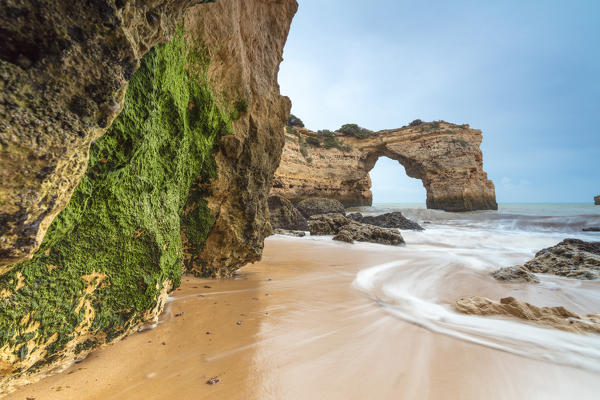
[0,30,230,387]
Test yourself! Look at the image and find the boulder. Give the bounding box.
[520,239,600,280]
[268,195,308,231]
[296,198,346,218]
[491,266,539,283]
[333,222,404,246]
[308,213,351,235]
[348,212,423,230]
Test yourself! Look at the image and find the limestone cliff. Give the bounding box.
[0,0,296,393]
[272,121,497,211]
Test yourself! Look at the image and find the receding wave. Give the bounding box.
[352,227,600,372]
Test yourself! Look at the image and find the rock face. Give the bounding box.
[520,239,600,280]
[0,0,297,393]
[595,195,600,205]
[0,0,216,269]
[333,223,404,245]
[455,296,600,335]
[271,122,497,211]
[268,195,308,231]
[348,212,423,231]
[295,197,346,218]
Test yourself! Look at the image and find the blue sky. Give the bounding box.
[278,0,600,203]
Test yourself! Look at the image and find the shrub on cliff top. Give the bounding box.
[287,114,304,128]
[306,136,321,147]
[336,123,373,138]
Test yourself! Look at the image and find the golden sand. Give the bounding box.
[5,237,600,400]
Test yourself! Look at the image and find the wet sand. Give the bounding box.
[5,236,600,400]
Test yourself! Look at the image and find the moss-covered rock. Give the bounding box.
[0,29,230,391]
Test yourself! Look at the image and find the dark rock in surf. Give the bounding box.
[348,211,423,231]
[583,227,600,232]
[308,213,351,235]
[595,195,600,205]
[333,222,404,245]
[519,239,600,280]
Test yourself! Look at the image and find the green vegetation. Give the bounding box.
[0,28,232,368]
[286,114,304,128]
[336,123,374,139]
[302,130,352,152]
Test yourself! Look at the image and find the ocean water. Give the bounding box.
[348,203,600,372]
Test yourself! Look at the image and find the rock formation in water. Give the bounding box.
[0,0,297,393]
[348,212,424,231]
[521,239,600,280]
[271,121,497,211]
[455,296,600,335]
[595,195,600,205]
[491,239,600,282]
[306,213,405,245]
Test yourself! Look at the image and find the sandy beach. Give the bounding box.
[5,236,600,400]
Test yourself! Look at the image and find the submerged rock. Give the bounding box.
[491,266,540,283]
[308,213,351,235]
[455,296,600,335]
[348,212,423,230]
[268,195,308,231]
[521,239,600,280]
[583,227,600,232]
[333,222,404,246]
[296,198,346,218]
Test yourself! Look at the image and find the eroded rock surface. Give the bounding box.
[296,197,346,218]
[491,266,540,283]
[333,222,404,245]
[520,239,600,280]
[348,212,423,231]
[308,213,351,235]
[268,195,307,231]
[455,296,600,335]
[272,121,497,211]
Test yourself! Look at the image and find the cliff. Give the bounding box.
[271,121,497,211]
[0,0,296,393]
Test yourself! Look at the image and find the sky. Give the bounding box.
[278,0,600,203]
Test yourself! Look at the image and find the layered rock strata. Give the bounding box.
[271,121,497,211]
[0,0,297,393]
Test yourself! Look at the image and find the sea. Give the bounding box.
[347,203,600,372]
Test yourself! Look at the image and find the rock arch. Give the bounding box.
[272,121,497,212]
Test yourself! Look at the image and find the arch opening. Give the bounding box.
[369,156,427,206]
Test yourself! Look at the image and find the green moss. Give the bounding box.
[0,28,232,368]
